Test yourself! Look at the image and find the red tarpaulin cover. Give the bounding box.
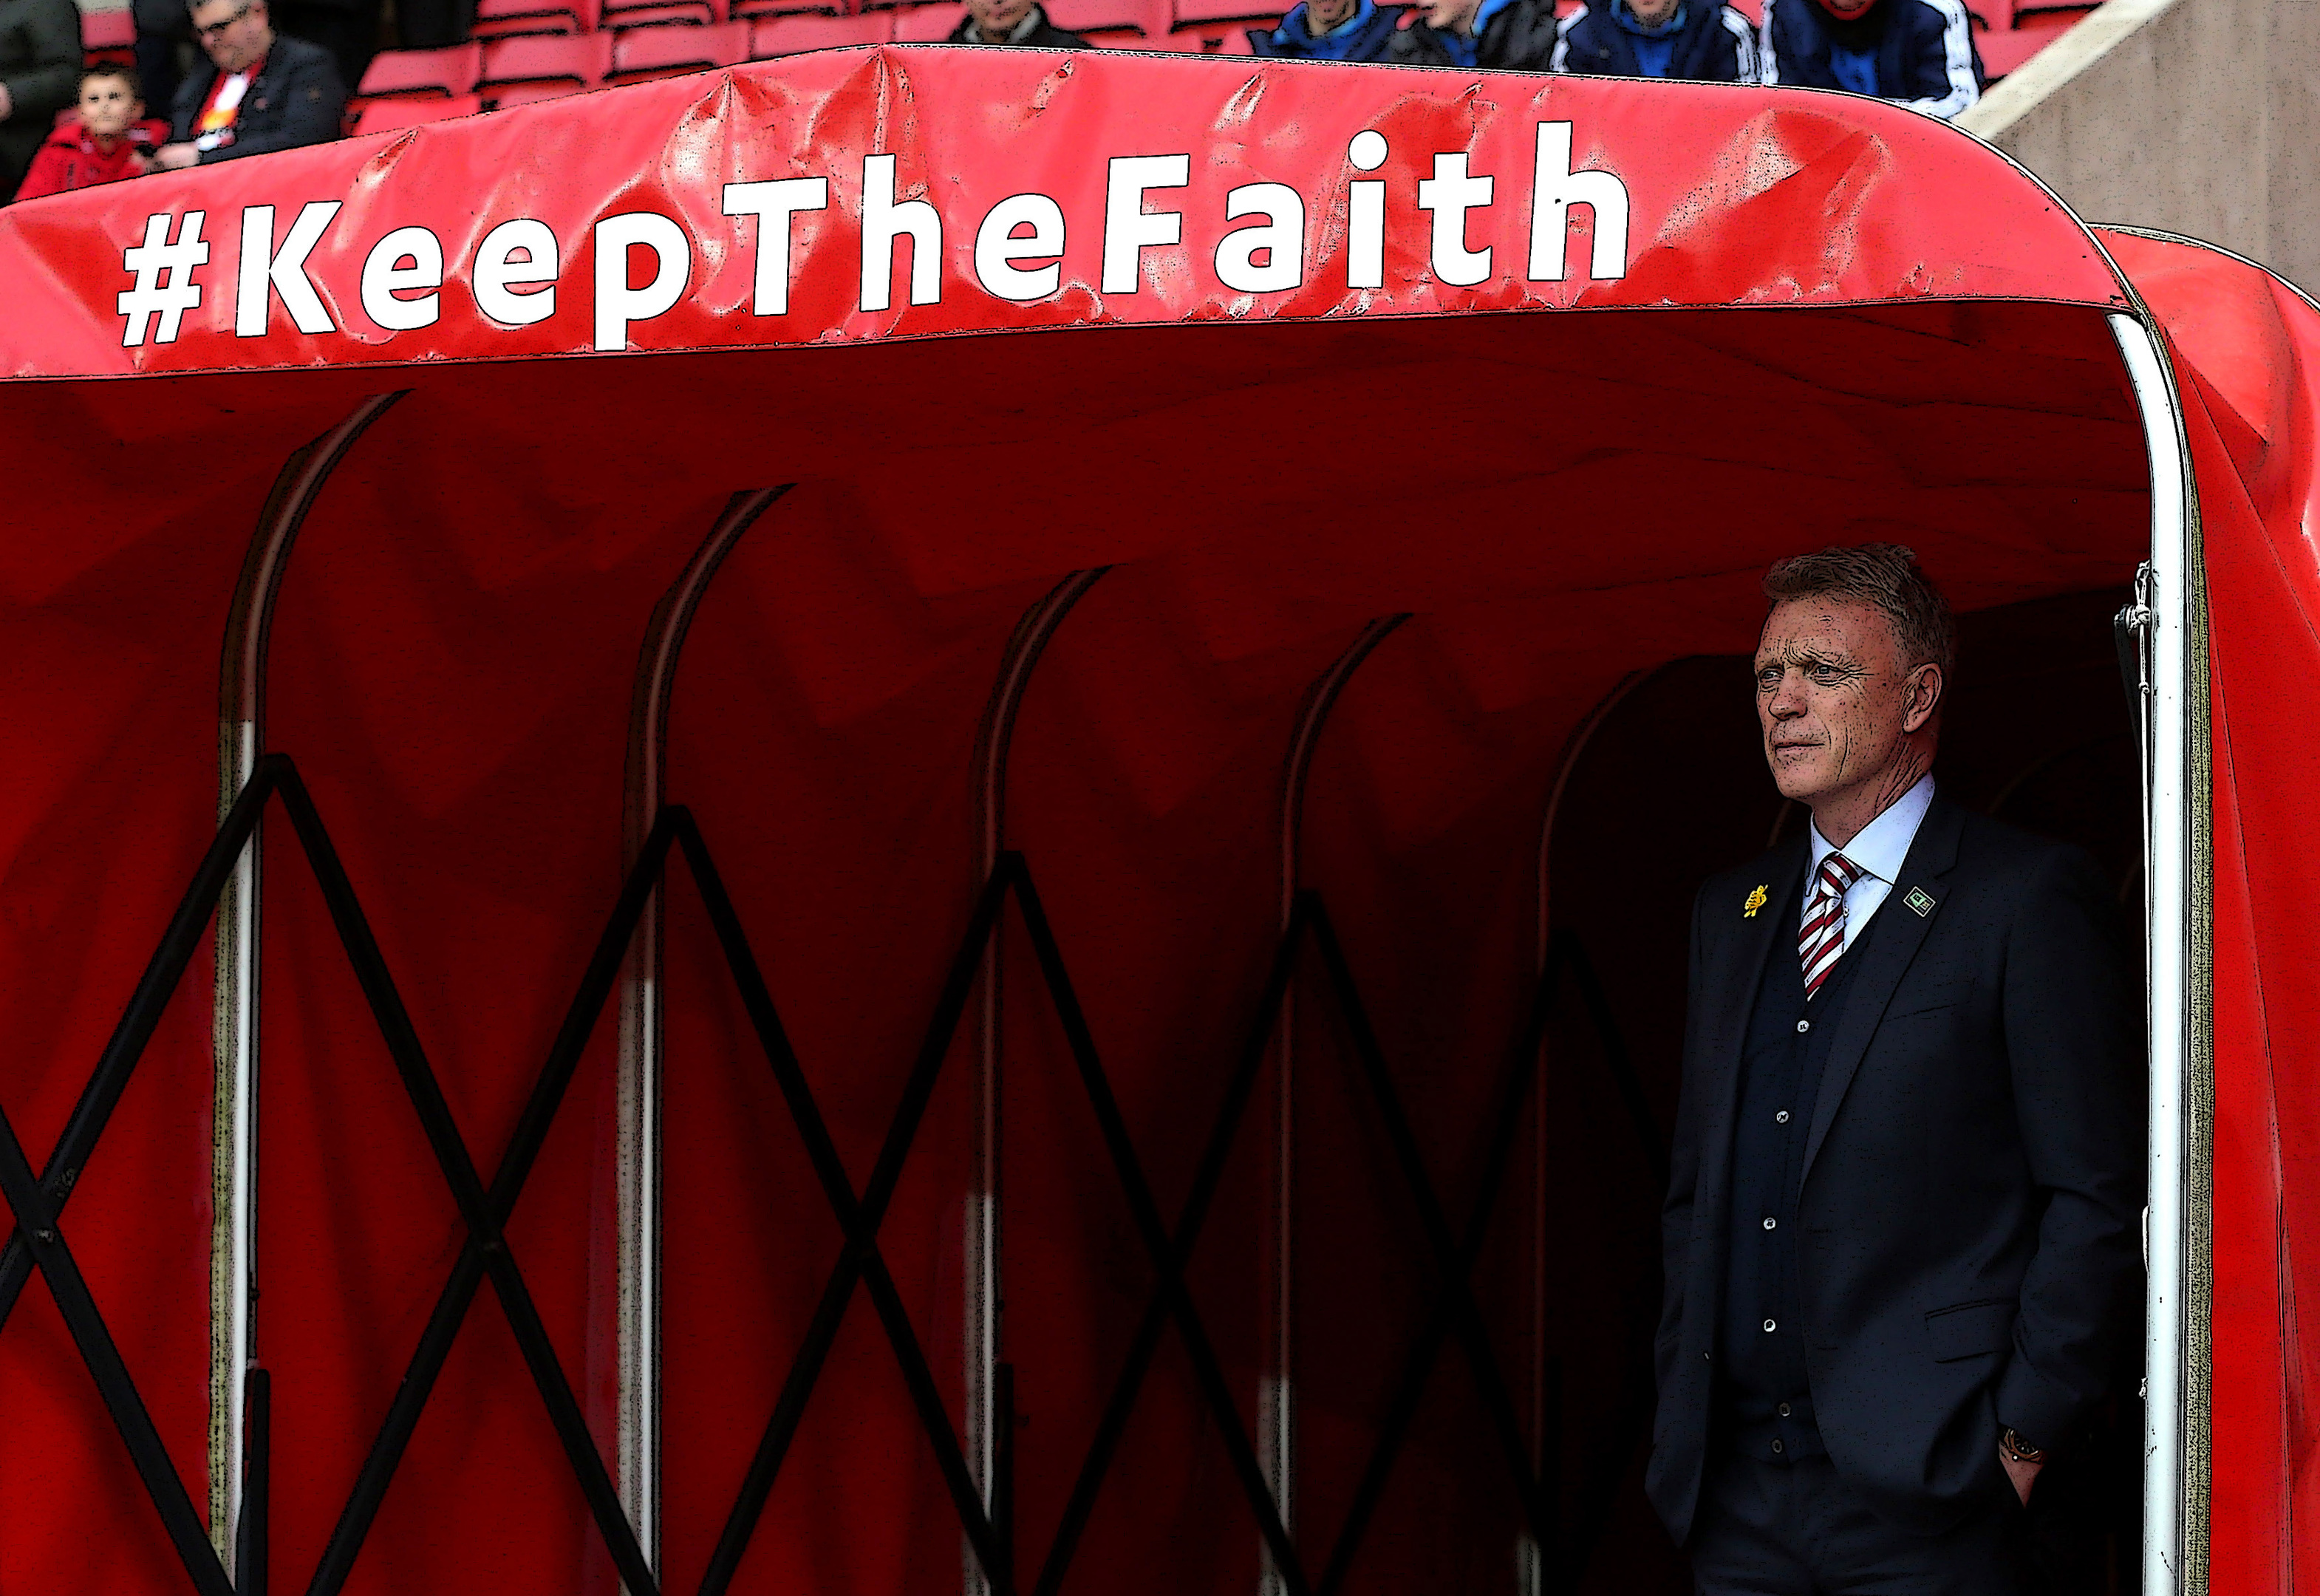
[0,45,2299,1596]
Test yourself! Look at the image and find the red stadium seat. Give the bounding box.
[1166,0,1269,26]
[355,95,484,134]
[468,0,601,40]
[609,17,749,77]
[602,0,726,28]
[357,44,484,99]
[890,1,966,38]
[1048,0,1167,33]
[1165,18,1258,48]
[491,80,590,106]
[1978,9,2081,76]
[731,0,846,21]
[79,7,135,56]
[747,10,893,52]
[1719,0,1758,21]
[480,30,612,95]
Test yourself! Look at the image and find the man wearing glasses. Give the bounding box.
[153,0,342,171]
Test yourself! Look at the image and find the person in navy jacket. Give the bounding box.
[1250,0,1405,59]
[1550,0,1758,81]
[1762,0,1983,119]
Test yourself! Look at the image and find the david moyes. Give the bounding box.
[1648,544,2143,1592]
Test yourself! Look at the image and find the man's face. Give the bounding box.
[966,0,1035,35]
[1628,0,1679,24]
[79,75,143,138]
[1753,597,1939,807]
[1421,0,1481,34]
[1306,0,1358,30]
[191,0,270,71]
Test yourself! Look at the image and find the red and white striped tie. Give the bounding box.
[1798,853,1865,998]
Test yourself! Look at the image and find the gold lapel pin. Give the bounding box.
[1742,884,1769,918]
[1906,887,1937,917]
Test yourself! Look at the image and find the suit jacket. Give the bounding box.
[1647,794,2141,1542]
[0,0,81,189]
[171,33,346,165]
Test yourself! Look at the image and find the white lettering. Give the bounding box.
[593,212,692,351]
[360,226,443,332]
[1416,153,1492,287]
[1215,183,1303,294]
[974,193,1065,303]
[1347,131,1387,291]
[474,218,559,326]
[860,154,941,313]
[235,201,341,337]
[1528,121,1629,283]
[117,211,208,348]
[1102,154,1190,295]
[723,177,828,316]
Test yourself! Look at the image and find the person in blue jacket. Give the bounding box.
[1387,0,1558,69]
[1761,0,1983,120]
[1250,0,1405,59]
[1550,0,1758,81]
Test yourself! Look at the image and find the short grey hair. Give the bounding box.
[1761,543,1956,675]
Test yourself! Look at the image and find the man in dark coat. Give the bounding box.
[1549,0,1757,81]
[1650,545,2141,1593]
[154,0,343,170]
[1385,0,1555,69]
[0,0,82,200]
[1763,0,1982,119]
[1250,0,1402,61]
[945,0,1088,47]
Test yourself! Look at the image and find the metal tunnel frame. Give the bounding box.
[209,391,403,1572]
[615,485,794,1583]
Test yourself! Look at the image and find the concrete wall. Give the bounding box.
[1958,0,2320,293]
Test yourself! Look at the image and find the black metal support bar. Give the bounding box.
[237,1367,270,1596]
[0,760,284,1331]
[301,785,680,1596]
[1030,896,1314,1596]
[1305,902,1557,1561]
[683,829,1014,1596]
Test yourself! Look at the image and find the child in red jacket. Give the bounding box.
[13,66,168,202]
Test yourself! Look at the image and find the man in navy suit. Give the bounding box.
[1648,545,2142,1592]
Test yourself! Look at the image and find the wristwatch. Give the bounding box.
[1999,1427,2049,1466]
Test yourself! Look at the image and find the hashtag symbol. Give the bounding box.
[118,211,210,349]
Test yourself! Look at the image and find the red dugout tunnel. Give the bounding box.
[0,44,2315,1596]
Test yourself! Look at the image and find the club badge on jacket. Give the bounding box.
[1742,884,1769,918]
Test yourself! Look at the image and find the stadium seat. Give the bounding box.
[890,2,965,38]
[79,7,135,61]
[356,95,484,134]
[748,10,893,53]
[731,0,847,24]
[357,44,484,100]
[480,30,613,95]
[1166,0,1271,26]
[1977,9,2081,77]
[1165,18,1257,49]
[491,80,590,106]
[1045,0,1167,32]
[468,0,601,40]
[602,0,726,28]
[609,17,749,78]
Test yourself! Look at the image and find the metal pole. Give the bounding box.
[209,392,402,1569]
[966,568,1107,1596]
[1263,615,1406,1596]
[615,486,791,1586]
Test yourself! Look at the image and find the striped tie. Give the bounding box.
[1798,853,1865,998]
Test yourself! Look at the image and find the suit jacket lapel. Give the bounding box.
[1688,837,1807,1262]
[1798,794,1966,1187]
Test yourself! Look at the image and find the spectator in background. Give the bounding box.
[1388,0,1555,67]
[946,0,1089,47]
[153,0,342,169]
[1551,0,1758,81]
[14,64,169,200]
[0,0,81,200]
[1761,0,1981,119]
[1252,0,1404,61]
[133,0,194,127]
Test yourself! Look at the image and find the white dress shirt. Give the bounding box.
[1803,773,1935,954]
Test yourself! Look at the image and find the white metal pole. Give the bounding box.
[2109,312,2196,1596]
